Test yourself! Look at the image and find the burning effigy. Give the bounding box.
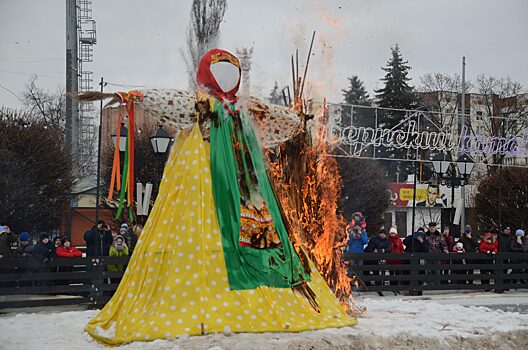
[79,48,356,346]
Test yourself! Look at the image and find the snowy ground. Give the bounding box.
[1,292,528,350]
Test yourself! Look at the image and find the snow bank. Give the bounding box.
[1,297,527,350]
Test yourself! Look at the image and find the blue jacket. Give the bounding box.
[347,230,369,253]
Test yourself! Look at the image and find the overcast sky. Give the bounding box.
[1,0,527,109]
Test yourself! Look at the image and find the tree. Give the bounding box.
[374,45,418,181]
[181,0,227,88]
[340,75,373,128]
[268,81,283,105]
[342,75,369,105]
[0,108,73,234]
[473,75,528,170]
[474,167,528,229]
[375,45,418,111]
[22,75,66,129]
[337,158,390,232]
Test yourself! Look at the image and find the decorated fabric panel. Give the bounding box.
[141,89,198,130]
[244,96,302,148]
[209,101,309,290]
[137,89,302,148]
[85,125,356,345]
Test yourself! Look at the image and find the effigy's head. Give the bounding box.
[196,49,241,100]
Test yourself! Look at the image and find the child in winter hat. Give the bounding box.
[113,235,128,253]
[454,242,465,253]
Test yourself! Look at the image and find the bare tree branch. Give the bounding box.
[181,0,227,89]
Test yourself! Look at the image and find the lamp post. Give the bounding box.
[150,125,172,154]
[111,123,128,153]
[432,152,475,235]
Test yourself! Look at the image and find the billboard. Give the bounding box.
[389,183,449,208]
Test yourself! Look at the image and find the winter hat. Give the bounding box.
[61,237,71,245]
[515,229,525,237]
[0,225,7,233]
[120,223,129,229]
[19,232,30,242]
[428,222,437,227]
[389,227,398,235]
[96,220,105,225]
[39,233,49,241]
[456,242,464,249]
[379,228,387,235]
[464,225,472,233]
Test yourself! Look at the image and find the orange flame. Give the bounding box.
[268,100,361,316]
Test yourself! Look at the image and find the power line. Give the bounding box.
[0,56,64,64]
[0,83,24,102]
[0,69,65,80]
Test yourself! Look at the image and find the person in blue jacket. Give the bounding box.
[346,223,369,285]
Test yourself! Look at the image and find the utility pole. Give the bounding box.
[66,0,79,177]
[460,56,466,233]
[95,77,105,224]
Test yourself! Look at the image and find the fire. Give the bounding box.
[268,100,363,316]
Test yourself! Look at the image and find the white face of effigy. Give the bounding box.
[210,61,240,93]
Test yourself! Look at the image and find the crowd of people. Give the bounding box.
[346,221,528,295]
[0,220,143,263]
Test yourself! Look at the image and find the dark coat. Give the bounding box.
[32,241,55,262]
[0,231,16,258]
[365,235,392,253]
[84,227,113,257]
[403,231,430,253]
[498,233,512,252]
[458,234,479,253]
[15,243,34,258]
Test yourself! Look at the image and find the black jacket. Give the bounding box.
[365,236,392,253]
[32,241,55,262]
[84,227,113,256]
[498,233,512,252]
[458,234,479,253]
[15,243,34,257]
[403,231,430,253]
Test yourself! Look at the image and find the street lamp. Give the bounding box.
[111,123,128,152]
[150,125,171,154]
[431,152,475,235]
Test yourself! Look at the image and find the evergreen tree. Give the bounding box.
[268,81,283,105]
[340,75,373,129]
[374,45,418,181]
[342,75,369,105]
[375,44,417,112]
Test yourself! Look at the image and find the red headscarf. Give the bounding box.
[196,49,241,102]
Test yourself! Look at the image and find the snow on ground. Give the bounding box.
[1,295,528,350]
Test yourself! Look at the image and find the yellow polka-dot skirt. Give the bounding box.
[85,125,357,345]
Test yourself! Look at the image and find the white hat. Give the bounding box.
[121,223,129,229]
[389,227,398,234]
[456,242,464,249]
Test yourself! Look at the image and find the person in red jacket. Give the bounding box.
[478,230,498,287]
[56,237,82,258]
[387,226,405,292]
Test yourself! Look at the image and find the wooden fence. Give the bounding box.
[0,256,130,310]
[344,252,528,294]
[1,252,527,310]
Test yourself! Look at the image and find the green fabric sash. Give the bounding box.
[209,100,310,290]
